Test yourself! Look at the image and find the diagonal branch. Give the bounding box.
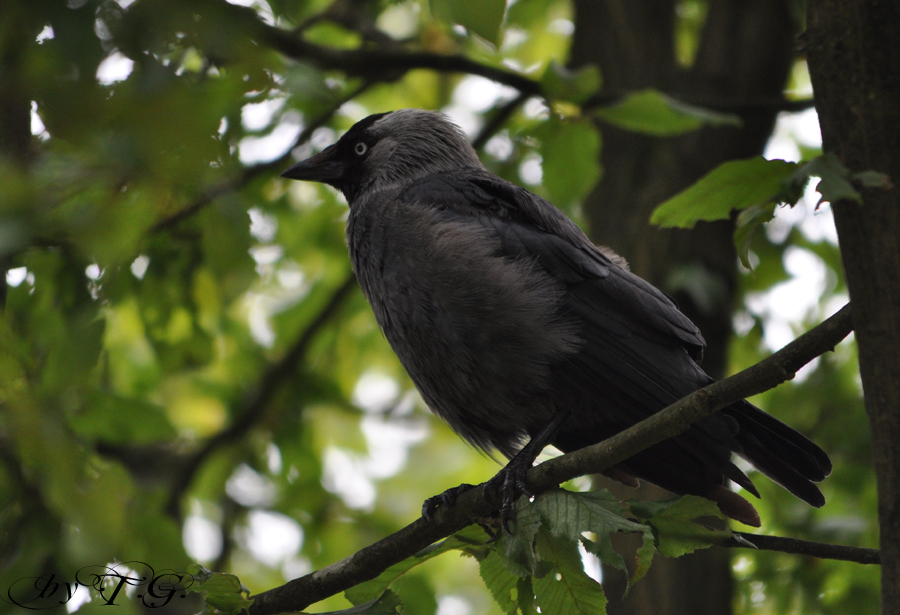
[247,304,853,615]
[163,274,358,518]
[527,303,852,489]
[258,23,542,96]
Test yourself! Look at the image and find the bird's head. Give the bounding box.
[280,109,483,204]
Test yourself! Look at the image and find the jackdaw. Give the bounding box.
[280,109,831,527]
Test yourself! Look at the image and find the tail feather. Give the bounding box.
[730,401,831,507]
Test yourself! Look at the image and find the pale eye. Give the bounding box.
[355,142,368,155]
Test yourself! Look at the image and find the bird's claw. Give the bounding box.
[422,483,475,521]
[424,453,537,533]
[484,456,535,534]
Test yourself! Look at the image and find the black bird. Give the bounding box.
[280,109,831,527]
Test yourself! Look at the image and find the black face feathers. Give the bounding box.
[280,112,390,200]
[280,109,831,527]
[283,110,484,204]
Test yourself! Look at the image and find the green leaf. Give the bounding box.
[534,490,647,543]
[853,169,893,190]
[540,61,601,104]
[595,89,741,137]
[780,153,892,212]
[185,565,253,615]
[533,530,607,615]
[505,0,556,28]
[734,202,777,270]
[797,153,861,206]
[501,490,655,590]
[534,490,654,588]
[500,495,545,576]
[628,495,732,558]
[517,577,538,615]
[431,0,507,45]
[631,529,657,588]
[536,117,602,207]
[70,391,176,443]
[479,550,520,614]
[651,157,798,228]
[311,590,403,614]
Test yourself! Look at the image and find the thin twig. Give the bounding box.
[728,532,879,565]
[472,92,530,151]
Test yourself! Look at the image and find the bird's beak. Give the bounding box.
[280,144,344,183]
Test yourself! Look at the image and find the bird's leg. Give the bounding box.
[488,408,574,533]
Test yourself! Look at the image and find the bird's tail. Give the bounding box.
[728,400,832,507]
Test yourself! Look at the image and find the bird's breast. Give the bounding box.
[347,201,580,454]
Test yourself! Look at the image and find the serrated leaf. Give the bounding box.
[479,550,519,614]
[345,525,489,605]
[626,494,723,521]
[629,495,732,558]
[533,490,648,541]
[540,61,601,104]
[631,529,656,587]
[801,153,861,205]
[533,490,654,589]
[595,89,741,137]
[651,157,798,228]
[500,495,544,576]
[533,530,607,615]
[431,0,507,45]
[517,577,538,615]
[784,153,892,211]
[649,517,731,558]
[185,565,252,615]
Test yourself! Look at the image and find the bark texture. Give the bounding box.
[806,1,900,610]
[569,1,798,612]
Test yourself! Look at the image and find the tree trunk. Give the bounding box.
[806,2,900,612]
[569,1,797,611]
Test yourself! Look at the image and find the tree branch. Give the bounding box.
[247,304,853,615]
[728,532,879,565]
[260,18,815,116]
[258,23,542,96]
[164,274,358,518]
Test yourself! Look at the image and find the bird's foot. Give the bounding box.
[485,453,535,534]
[422,483,476,521]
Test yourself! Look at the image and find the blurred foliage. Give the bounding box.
[0,0,876,614]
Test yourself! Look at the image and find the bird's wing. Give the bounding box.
[403,170,706,356]
[401,171,757,488]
